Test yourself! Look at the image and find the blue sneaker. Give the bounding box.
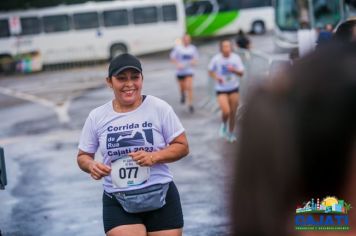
[227,132,237,143]
[219,123,227,138]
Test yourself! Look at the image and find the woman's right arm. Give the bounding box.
[209,70,223,84]
[77,150,111,180]
[170,47,184,69]
[208,57,223,83]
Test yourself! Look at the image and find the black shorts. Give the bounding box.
[102,181,184,233]
[177,74,193,81]
[216,87,239,96]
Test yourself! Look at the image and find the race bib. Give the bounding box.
[111,156,150,189]
[225,73,233,82]
[182,61,189,69]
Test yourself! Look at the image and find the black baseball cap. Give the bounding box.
[108,53,142,77]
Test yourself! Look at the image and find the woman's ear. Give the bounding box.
[106,77,113,88]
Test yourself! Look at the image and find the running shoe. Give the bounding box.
[189,105,194,113]
[180,94,185,104]
[227,132,237,143]
[219,123,227,138]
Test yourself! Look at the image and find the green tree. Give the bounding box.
[344,202,352,214]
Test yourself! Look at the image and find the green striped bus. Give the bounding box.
[185,0,274,37]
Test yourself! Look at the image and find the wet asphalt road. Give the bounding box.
[0,33,280,235]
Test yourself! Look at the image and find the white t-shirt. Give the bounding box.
[298,29,317,57]
[170,44,198,76]
[78,95,185,193]
[208,53,245,92]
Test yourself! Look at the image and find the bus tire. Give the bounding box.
[110,44,127,60]
[251,21,265,35]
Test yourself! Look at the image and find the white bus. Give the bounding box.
[0,0,185,72]
[273,0,347,51]
[185,0,274,37]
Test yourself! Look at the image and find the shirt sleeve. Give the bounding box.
[78,114,99,154]
[208,55,217,72]
[162,105,185,144]
[235,55,245,72]
[170,46,178,60]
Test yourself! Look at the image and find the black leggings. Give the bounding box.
[216,87,239,96]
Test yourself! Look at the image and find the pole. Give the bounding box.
[0,147,7,190]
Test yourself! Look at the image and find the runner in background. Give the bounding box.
[208,40,244,143]
[235,30,251,50]
[170,34,199,113]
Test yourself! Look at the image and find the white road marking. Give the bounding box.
[0,86,71,123]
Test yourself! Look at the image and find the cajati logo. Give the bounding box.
[295,196,352,231]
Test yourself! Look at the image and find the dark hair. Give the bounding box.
[290,42,356,197]
[334,19,356,42]
[232,42,356,236]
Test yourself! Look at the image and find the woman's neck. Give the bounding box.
[113,96,142,113]
[222,53,230,58]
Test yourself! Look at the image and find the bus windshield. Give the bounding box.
[276,0,342,31]
[275,0,299,31]
[312,0,342,28]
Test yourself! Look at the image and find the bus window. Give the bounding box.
[0,0,185,66]
[103,9,129,27]
[185,1,213,16]
[43,15,70,33]
[73,12,99,30]
[133,6,158,24]
[162,5,178,22]
[0,19,10,38]
[238,0,272,9]
[313,0,341,28]
[276,0,299,30]
[217,1,235,12]
[20,17,41,35]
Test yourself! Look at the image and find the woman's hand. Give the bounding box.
[216,76,224,84]
[227,64,236,72]
[88,161,112,180]
[129,151,156,167]
[209,71,224,84]
[227,65,244,77]
[130,133,189,166]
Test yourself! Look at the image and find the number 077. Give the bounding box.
[119,167,138,179]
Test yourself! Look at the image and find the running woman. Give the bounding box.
[170,34,199,113]
[77,54,189,236]
[208,40,244,142]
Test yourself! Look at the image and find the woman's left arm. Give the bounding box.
[228,65,243,77]
[129,132,189,166]
[232,69,244,77]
